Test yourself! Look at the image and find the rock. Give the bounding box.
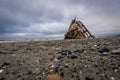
[54,65,60,71]
[71,54,78,59]
[98,48,110,53]
[102,52,110,55]
[111,50,120,55]
[44,74,61,80]
[0,69,3,73]
[42,72,45,75]
[1,62,10,67]
[64,64,69,67]
[0,50,13,54]
[85,75,94,80]
[74,49,83,53]
[60,72,64,77]
[68,51,72,55]
[49,69,53,73]
[26,71,32,75]
[10,49,18,51]
[0,77,5,80]
[76,76,80,80]
[48,63,55,70]
[57,55,64,60]
[58,49,68,55]
[54,58,59,62]
[51,64,55,68]
[111,77,115,80]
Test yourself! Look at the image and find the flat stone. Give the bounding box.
[0,77,5,80]
[57,56,64,60]
[98,48,109,53]
[85,75,94,80]
[102,52,110,55]
[111,50,120,55]
[71,54,78,59]
[44,74,61,80]
[74,49,84,53]
[10,49,18,51]
[54,58,59,62]
[0,69,3,73]
[1,62,10,67]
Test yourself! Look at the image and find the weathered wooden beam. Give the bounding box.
[64,18,94,39]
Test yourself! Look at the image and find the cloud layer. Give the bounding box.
[0,0,120,39]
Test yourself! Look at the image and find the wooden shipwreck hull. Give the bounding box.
[64,18,94,39]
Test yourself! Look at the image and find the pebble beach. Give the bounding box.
[0,37,120,80]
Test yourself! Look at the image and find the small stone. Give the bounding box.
[111,77,115,80]
[114,69,118,72]
[54,58,59,62]
[36,60,39,63]
[85,75,94,80]
[27,71,32,75]
[42,72,45,75]
[111,50,120,55]
[60,72,64,77]
[101,73,105,76]
[35,68,38,71]
[51,64,55,68]
[79,71,82,74]
[64,64,69,67]
[76,76,80,80]
[0,69,3,73]
[10,49,18,51]
[71,55,78,59]
[102,52,110,55]
[68,51,72,55]
[0,77,5,80]
[57,56,64,60]
[94,45,97,47]
[58,49,68,55]
[49,69,53,72]
[98,48,109,53]
[1,62,10,67]
[74,49,83,53]
[44,74,60,80]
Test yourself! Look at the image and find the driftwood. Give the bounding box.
[64,18,95,39]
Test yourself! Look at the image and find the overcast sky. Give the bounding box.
[0,0,120,39]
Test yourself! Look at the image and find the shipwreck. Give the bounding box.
[64,18,95,39]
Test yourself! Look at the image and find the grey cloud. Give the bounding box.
[0,0,120,39]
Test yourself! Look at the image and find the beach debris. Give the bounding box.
[111,50,120,55]
[64,18,94,39]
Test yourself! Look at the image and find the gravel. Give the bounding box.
[0,37,120,80]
